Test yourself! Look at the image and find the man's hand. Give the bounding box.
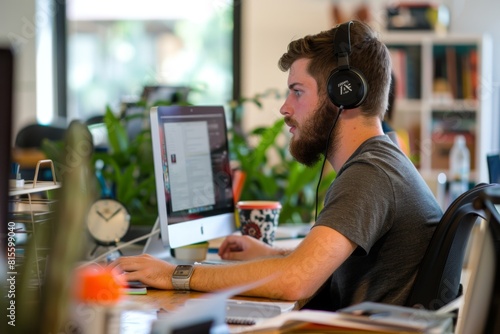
[109,254,175,289]
[218,235,279,261]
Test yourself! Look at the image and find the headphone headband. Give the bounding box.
[333,21,352,70]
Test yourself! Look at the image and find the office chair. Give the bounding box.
[15,123,66,149]
[405,182,500,311]
[14,123,67,181]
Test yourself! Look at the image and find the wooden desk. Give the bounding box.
[121,289,298,333]
[129,289,297,312]
[118,236,304,332]
[128,289,209,311]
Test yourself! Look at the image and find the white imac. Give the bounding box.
[144,105,236,261]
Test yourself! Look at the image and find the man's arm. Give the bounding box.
[191,226,356,301]
[111,226,355,301]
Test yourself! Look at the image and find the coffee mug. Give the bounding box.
[236,201,282,246]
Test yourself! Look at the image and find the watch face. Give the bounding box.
[173,265,194,278]
[86,199,130,244]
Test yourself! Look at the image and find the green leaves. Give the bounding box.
[230,115,336,225]
[227,88,337,225]
[41,105,158,226]
[93,106,157,225]
[104,105,129,155]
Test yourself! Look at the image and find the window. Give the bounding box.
[66,0,236,121]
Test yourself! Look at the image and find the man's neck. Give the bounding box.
[328,111,384,172]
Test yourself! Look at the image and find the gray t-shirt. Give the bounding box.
[310,135,442,311]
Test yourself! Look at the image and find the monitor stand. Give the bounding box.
[143,217,173,260]
[142,217,190,264]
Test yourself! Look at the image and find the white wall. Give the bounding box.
[0,0,38,139]
[240,0,333,132]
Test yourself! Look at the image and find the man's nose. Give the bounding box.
[279,97,291,116]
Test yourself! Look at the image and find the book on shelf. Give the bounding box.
[389,48,407,99]
[469,49,478,99]
[388,46,421,100]
[405,45,421,99]
[461,49,478,100]
[445,46,458,99]
[433,45,478,101]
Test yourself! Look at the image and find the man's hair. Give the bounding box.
[278,20,391,119]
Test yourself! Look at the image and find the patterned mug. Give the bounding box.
[236,201,282,246]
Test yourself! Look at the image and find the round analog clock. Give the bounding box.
[86,199,130,245]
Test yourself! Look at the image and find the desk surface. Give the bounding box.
[129,288,297,311]
[121,288,298,333]
[117,236,304,333]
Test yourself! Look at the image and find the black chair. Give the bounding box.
[15,123,66,149]
[405,183,500,311]
[14,123,67,181]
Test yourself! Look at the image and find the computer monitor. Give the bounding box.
[147,105,236,259]
[487,153,500,184]
[0,47,14,278]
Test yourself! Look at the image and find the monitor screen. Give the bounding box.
[0,47,14,276]
[149,105,236,251]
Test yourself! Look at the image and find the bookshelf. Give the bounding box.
[382,32,495,187]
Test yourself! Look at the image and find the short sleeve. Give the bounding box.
[314,161,395,254]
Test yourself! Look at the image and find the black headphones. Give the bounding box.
[327,21,368,109]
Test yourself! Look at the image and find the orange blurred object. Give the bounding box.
[74,265,126,304]
[232,169,246,203]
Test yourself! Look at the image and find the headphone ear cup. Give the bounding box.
[327,67,368,109]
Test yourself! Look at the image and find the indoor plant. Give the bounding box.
[42,90,335,227]
[42,105,159,226]
[228,90,336,225]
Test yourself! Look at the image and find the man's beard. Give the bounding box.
[287,101,339,167]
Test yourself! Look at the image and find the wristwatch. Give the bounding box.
[172,264,195,290]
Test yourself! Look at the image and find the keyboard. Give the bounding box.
[184,299,294,325]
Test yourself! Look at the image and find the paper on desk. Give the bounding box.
[234,302,454,334]
[232,310,391,333]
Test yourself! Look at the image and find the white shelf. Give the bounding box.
[9,181,61,196]
[383,33,495,187]
[8,159,59,290]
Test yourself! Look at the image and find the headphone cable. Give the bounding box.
[314,105,344,222]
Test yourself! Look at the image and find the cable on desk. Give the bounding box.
[77,226,161,268]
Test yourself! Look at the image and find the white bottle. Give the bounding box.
[448,135,470,202]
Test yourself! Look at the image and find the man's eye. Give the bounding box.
[294,90,302,97]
